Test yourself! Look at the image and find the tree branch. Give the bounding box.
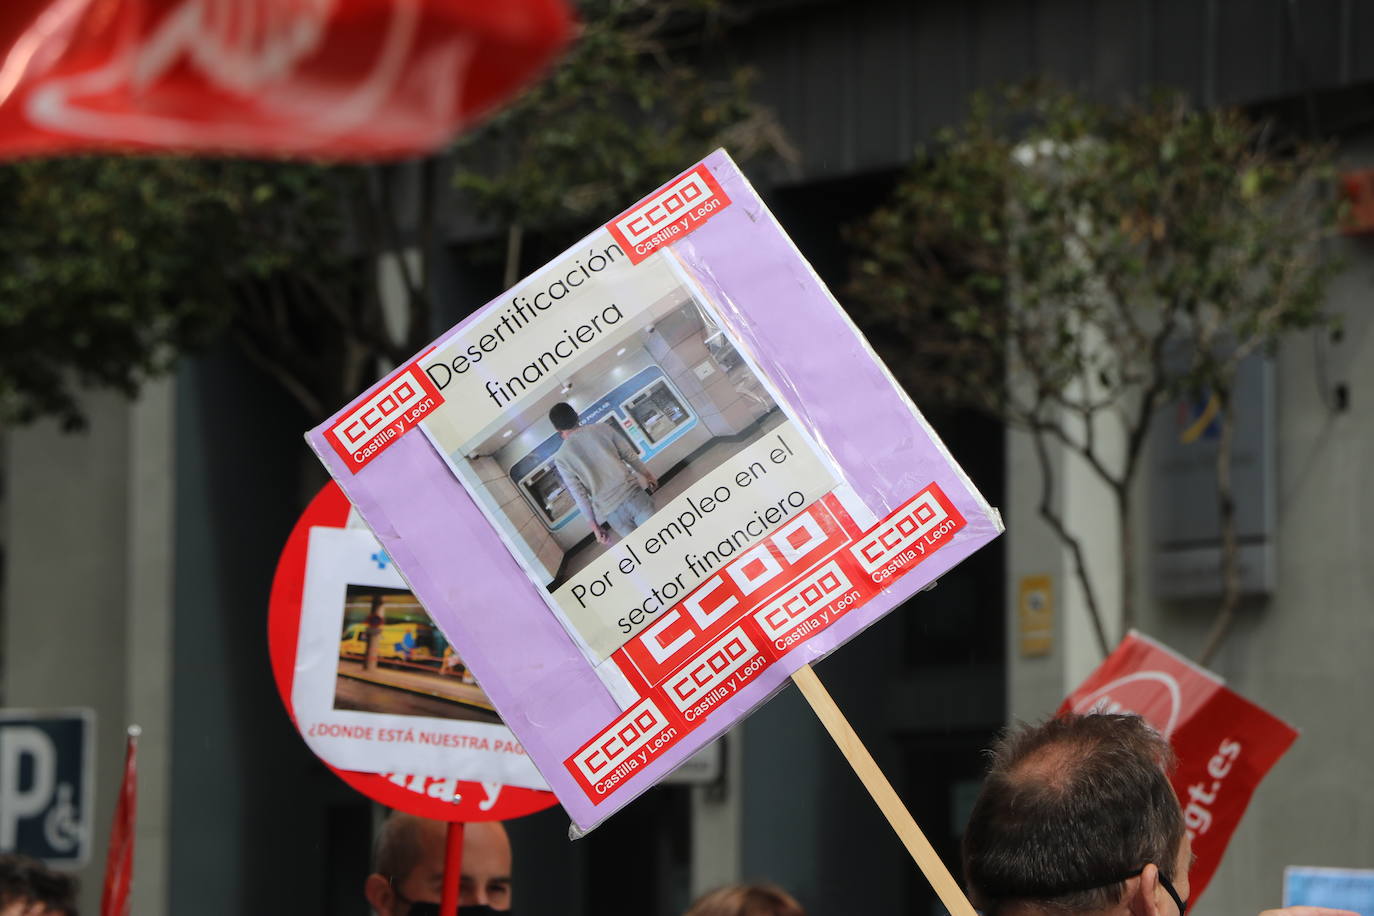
[232,328,324,418]
[1197,385,1240,665]
[408,155,438,351]
[1029,418,1112,658]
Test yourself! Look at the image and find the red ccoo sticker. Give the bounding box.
[607,164,732,265]
[327,359,444,472]
[567,697,685,801]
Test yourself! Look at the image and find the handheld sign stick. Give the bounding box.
[790,663,979,916]
[441,821,465,916]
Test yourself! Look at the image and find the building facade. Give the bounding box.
[3,1,1371,914]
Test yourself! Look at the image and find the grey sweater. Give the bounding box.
[553,425,650,526]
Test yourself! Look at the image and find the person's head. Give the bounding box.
[962,714,1191,916]
[364,814,512,915]
[684,883,805,916]
[0,854,77,916]
[549,403,580,435]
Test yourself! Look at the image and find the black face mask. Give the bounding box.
[403,905,510,916]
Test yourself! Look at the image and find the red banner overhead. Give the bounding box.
[0,0,572,160]
[1061,632,1298,902]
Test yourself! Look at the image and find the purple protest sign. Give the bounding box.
[306,151,1003,833]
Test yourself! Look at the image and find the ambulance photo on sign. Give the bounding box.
[333,584,501,725]
[291,526,546,788]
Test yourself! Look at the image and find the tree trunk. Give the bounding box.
[408,155,439,351]
[1198,386,1240,666]
[1117,482,1134,638]
[504,224,524,290]
[1030,424,1112,658]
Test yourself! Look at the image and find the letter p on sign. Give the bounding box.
[0,727,56,847]
[0,710,92,866]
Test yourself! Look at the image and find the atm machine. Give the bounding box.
[508,367,697,549]
[518,462,576,529]
[621,377,691,445]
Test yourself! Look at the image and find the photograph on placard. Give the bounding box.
[333,585,501,725]
[292,526,547,789]
[423,261,843,663]
[449,289,780,584]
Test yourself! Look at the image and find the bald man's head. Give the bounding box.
[963,714,1187,915]
[458,822,512,912]
[373,813,438,886]
[365,813,512,914]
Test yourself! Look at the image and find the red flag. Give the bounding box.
[0,0,573,160]
[1061,632,1298,902]
[101,725,139,916]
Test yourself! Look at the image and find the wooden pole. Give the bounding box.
[441,821,465,916]
[790,663,978,916]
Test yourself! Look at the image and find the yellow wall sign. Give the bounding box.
[1017,575,1053,657]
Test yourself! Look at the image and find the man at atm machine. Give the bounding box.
[549,402,658,544]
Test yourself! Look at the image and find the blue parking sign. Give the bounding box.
[0,709,93,866]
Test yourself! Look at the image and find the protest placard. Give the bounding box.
[1061,631,1299,901]
[306,151,1004,848]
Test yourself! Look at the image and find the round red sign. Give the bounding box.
[267,482,556,822]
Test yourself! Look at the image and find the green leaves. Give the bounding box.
[0,155,352,430]
[451,0,789,243]
[847,84,1339,648]
[845,85,1338,425]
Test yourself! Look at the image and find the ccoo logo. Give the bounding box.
[326,360,444,472]
[607,164,731,264]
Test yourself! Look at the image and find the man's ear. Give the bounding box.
[364,873,394,915]
[1128,864,1165,916]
